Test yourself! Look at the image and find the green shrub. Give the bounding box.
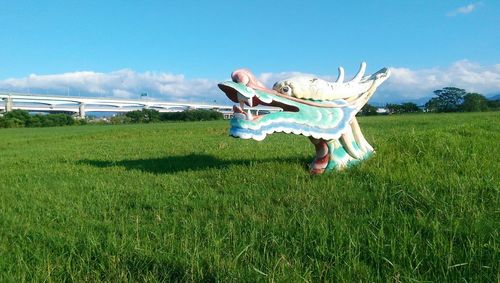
[160,109,223,121]
[74,119,88,126]
[359,104,378,116]
[0,110,77,128]
[4,109,30,121]
[125,109,161,123]
[0,117,25,128]
[109,115,132,124]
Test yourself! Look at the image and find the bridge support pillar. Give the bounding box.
[4,96,13,113]
[78,103,86,119]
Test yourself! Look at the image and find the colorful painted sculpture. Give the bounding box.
[218,62,390,174]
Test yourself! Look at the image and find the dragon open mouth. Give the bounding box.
[218,79,356,142]
[218,83,299,121]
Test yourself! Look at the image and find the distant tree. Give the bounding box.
[74,118,87,126]
[385,103,402,114]
[400,102,422,113]
[486,98,500,110]
[142,108,160,123]
[424,97,440,112]
[430,87,466,112]
[359,104,378,116]
[126,108,160,123]
[160,109,224,121]
[0,117,24,128]
[125,110,143,123]
[109,115,131,124]
[385,102,421,114]
[26,114,74,127]
[0,110,76,128]
[25,115,43,127]
[0,110,30,128]
[461,93,489,112]
[4,109,30,121]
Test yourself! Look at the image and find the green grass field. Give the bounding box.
[0,112,498,282]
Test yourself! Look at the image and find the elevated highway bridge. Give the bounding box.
[0,92,280,119]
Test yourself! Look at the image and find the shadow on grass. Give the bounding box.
[79,153,309,174]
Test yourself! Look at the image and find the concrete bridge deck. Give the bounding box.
[0,92,280,119]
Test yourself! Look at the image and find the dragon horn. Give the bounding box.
[350,62,366,83]
[336,67,345,83]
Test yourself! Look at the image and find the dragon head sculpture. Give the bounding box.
[218,62,390,174]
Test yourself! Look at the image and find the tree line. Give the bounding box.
[0,109,224,128]
[1,88,497,128]
[359,87,499,116]
[424,87,498,112]
[109,109,224,124]
[0,110,84,128]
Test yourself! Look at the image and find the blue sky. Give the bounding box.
[0,0,499,103]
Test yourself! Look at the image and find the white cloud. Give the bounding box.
[377,60,500,103]
[0,69,219,103]
[447,3,477,16]
[1,60,499,105]
[112,89,134,98]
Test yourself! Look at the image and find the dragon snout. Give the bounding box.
[231,69,267,89]
[231,69,250,85]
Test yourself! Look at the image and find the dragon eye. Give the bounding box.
[282,86,290,93]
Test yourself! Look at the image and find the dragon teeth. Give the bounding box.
[233,104,252,120]
[237,92,246,108]
[246,109,253,120]
[237,92,253,107]
[235,91,255,120]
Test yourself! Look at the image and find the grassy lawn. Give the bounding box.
[0,112,498,281]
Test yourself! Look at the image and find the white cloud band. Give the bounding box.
[0,69,219,102]
[1,60,498,104]
[379,60,500,103]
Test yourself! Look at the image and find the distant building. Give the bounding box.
[376,107,389,114]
